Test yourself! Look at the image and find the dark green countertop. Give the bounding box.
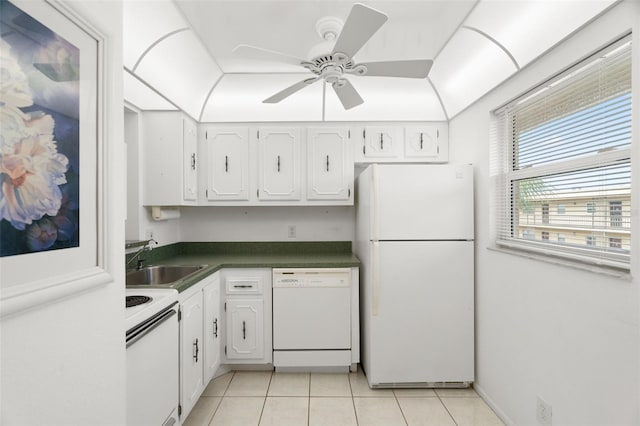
[126,241,360,293]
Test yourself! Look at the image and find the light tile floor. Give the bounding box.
[183,369,504,426]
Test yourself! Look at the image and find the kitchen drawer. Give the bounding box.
[226,277,262,294]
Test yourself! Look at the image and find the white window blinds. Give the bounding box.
[491,36,632,270]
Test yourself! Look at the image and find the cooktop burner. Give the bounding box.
[126,295,152,308]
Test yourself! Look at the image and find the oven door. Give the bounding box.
[127,307,179,426]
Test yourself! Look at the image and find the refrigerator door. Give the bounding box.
[364,240,474,386]
[372,164,473,241]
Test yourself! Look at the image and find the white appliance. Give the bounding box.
[126,288,179,426]
[272,268,352,371]
[355,164,474,387]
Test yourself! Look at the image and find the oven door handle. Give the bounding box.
[126,308,177,348]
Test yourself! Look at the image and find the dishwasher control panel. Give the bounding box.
[272,268,351,288]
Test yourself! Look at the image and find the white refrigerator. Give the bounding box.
[355,164,474,387]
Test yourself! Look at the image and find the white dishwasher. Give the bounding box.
[272,268,352,371]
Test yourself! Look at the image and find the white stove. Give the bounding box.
[125,287,179,426]
[125,288,178,332]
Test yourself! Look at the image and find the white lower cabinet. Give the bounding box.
[226,298,264,359]
[178,272,220,421]
[222,268,272,364]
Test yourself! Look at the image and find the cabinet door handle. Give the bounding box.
[213,318,218,338]
[225,155,229,173]
[193,338,199,362]
[420,133,423,150]
[242,321,246,340]
[277,155,281,172]
[380,133,384,150]
[191,153,196,170]
[326,155,330,172]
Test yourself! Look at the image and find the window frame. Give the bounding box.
[491,35,632,272]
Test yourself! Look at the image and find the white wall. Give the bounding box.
[0,1,126,424]
[179,206,355,242]
[449,2,639,425]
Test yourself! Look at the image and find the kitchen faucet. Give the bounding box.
[126,239,157,270]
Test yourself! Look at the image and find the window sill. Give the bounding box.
[487,245,632,281]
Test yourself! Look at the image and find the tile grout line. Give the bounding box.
[348,372,360,426]
[393,390,409,426]
[307,372,312,426]
[206,371,235,426]
[256,370,274,425]
[436,390,460,426]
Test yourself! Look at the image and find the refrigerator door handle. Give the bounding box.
[372,241,380,316]
[372,163,379,241]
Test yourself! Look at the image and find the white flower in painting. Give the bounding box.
[0,39,33,108]
[0,38,69,231]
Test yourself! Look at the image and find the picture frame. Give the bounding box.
[0,0,111,317]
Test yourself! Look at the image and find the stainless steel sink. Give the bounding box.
[126,265,206,285]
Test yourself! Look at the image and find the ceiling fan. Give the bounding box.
[233,3,433,110]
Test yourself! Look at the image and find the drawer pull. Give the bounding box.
[233,284,253,289]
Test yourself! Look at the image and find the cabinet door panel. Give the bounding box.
[307,127,352,200]
[206,128,249,200]
[363,127,402,159]
[404,126,448,162]
[258,128,301,201]
[203,277,221,383]
[180,291,204,418]
[226,298,264,359]
[183,118,198,201]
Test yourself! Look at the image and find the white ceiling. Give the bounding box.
[123,0,618,122]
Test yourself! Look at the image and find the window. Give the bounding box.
[541,203,549,224]
[609,201,622,227]
[609,238,622,249]
[491,36,631,270]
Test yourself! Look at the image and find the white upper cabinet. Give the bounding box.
[362,127,403,159]
[404,125,449,162]
[257,128,301,201]
[204,127,250,201]
[142,111,198,206]
[354,123,449,164]
[307,127,353,201]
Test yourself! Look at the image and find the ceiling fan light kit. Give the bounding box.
[234,3,434,110]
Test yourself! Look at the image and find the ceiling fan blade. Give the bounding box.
[233,44,307,66]
[357,59,433,78]
[263,77,321,104]
[332,3,388,59]
[332,79,364,110]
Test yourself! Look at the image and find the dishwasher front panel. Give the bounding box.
[272,270,351,350]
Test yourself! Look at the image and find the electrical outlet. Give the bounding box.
[536,396,552,426]
[287,225,296,238]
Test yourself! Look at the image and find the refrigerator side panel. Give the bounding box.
[355,165,373,245]
[376,164,474,240]
[366,241,474,386]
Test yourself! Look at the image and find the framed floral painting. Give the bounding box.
[1,0,109,316]
[1,0,81,257]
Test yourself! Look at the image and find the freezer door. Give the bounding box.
[364,241,474,385]
[374,164,473,240]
